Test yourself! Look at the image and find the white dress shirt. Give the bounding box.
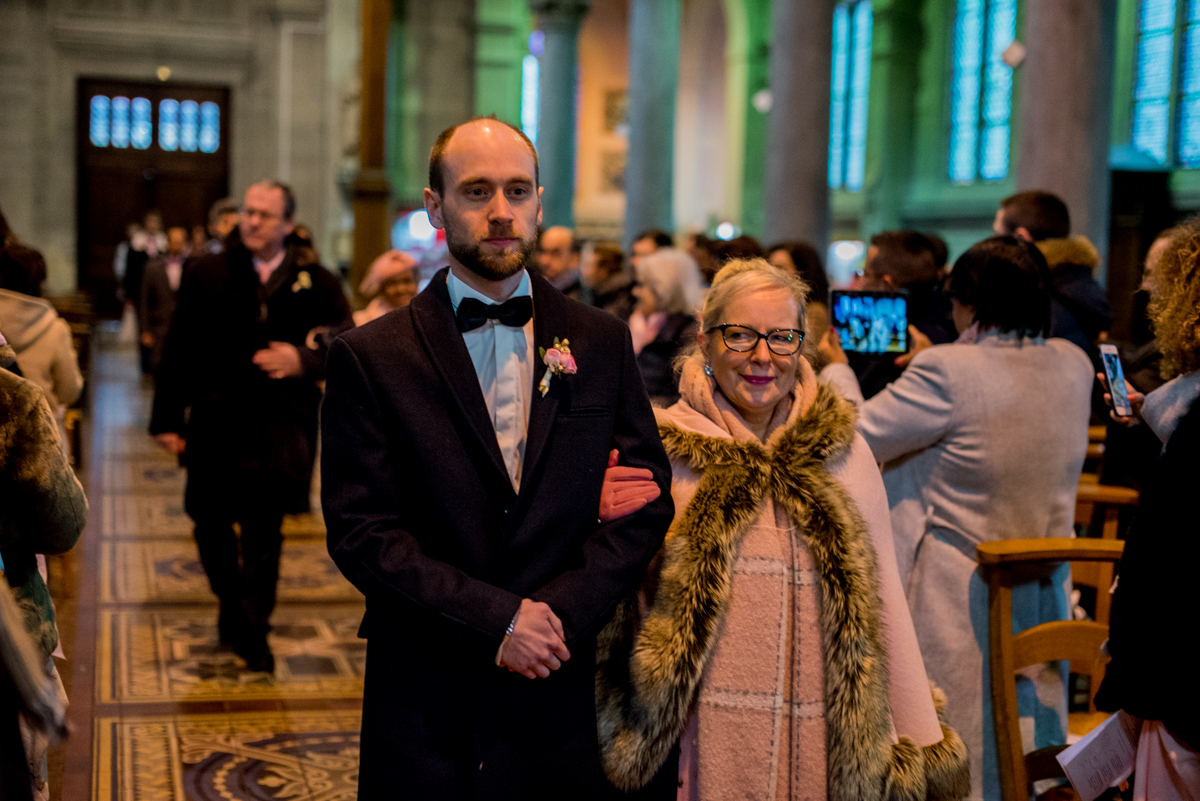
[447,269,535,491]
[253,249,286,285]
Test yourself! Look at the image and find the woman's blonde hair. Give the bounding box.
[1149,217,1200,378]
[700,258,809,334]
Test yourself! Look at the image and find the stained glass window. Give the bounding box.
[521,53,540,146]
[158,99,179,151]
[89,96,110,147]
[828,1,873,191]
[130,97,152,149]
[1177,0,1200,165]
[199,102,220,153]
[180,100,199,152]
[110,96,131,148]
[1134,0,1178,163]
[948,0,1015,183]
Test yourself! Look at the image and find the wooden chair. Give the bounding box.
[1072,483,1138,626]
[978,538,1125,801]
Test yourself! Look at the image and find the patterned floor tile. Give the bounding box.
[101,459,188,495]
[102,495,327,540]
[94,711,360,801]
[100,539,362,604]
[98,605,366,703]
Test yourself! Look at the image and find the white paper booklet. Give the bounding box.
[1056,711,1142,801]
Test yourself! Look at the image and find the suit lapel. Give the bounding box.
[411,269,513,494]
[518,271,569,498]
[262,248,297,298]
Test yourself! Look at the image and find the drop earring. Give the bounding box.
[703,362,714,377]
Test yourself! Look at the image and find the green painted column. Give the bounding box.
[763,0,834,251]
[528,0,590,228]
[623,0,681,249]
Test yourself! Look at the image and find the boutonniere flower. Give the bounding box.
[538,337,578,397]
[292,271,312,293]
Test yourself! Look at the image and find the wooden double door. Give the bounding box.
[77,77,230,315]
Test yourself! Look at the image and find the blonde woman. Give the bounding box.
[597,259,969,801]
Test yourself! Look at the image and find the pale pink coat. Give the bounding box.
[656,357,944,801]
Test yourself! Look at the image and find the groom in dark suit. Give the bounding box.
[320,117,675,799]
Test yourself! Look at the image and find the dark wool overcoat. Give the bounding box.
[320,268,675,800]
[1096,394,1200,750]
[149,240,350,519]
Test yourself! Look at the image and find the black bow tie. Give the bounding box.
[455,295,534,332]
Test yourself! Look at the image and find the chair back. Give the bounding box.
[1072,483,1138,626]
[977,538,1125,801]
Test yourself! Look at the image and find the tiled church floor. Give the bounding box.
[60,333,365,801]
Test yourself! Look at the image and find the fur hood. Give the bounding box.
[595,382,969,800]
[1035,236,1100,274]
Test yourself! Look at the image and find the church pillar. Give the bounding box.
[351,0,393,305]
[622,0,681,249]
[763,0,834,252]
[1015,0,1117,283]
[529,0,590,228]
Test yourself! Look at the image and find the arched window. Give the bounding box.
[1131,0,1200,168]
[521,30,543,146]
[110,96,131,149]
[89,96,111,147]
[829,1,873,192]
[948,0,1017,183]
[130,97,153,149]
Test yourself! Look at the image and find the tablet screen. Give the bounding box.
[830,290,910,357]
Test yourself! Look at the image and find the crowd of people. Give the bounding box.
[1,112,1198,801]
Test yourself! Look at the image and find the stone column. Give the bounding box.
[529,0,590,228]
[623,0,681,250]
[763,0,834,252]
[1016,0,1117,283]
[351,0,393,305]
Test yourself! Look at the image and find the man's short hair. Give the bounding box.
[428,115,539,196]
[635,229,674,248]
[251,181,296,221]
[999,191,1070,241]
[208,197,239,227]
[949,236,1051,338]
[869,230,939,287]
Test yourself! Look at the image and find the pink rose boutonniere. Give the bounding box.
[538,337,578,397]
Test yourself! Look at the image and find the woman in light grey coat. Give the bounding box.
[822,237,1093,801]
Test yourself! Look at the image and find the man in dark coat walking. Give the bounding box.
[150,181,351,671]
[320,117,675,800]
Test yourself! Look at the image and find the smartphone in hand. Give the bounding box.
[1099,344,1133,417]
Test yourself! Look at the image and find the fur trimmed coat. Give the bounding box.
[596,356,969,801]
[0,343,87,659]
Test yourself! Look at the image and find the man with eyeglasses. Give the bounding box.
[150,180,351,672]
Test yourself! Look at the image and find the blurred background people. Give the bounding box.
[150,180,351,673]
[1095,217,1200,794]
[629,247,702,406]
[202,198,241,256]
[354,249,419,326]
[994,191,1111,359]
[629,228,674,272]
[138,226,188,374]
[852,230,955,398]
[537,225,584,301]
[580,244,635,321]
[823,236,1093,801]
[0,208,47,298]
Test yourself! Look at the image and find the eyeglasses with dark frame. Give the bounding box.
[710,324,805,355]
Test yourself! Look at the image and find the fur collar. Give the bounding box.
[596,383,969,800]
[1035,236,1100,273]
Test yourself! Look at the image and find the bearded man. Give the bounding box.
[320,117,674,799]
